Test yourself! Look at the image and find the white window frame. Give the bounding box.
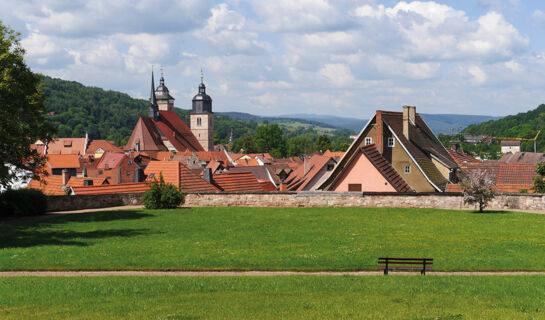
[404,165,411,174]
[388,137,395,147]
[365,137,372,145]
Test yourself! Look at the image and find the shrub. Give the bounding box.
[0,188,48,217]
[533,162,545,193]
[142,173,184,209]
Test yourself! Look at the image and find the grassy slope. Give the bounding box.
[2,207,545,271]
[1,276,545,319]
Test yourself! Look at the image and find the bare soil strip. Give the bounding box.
[1,271,545,277]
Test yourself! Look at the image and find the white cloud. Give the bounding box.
[319,63,355,87]
[468,65,487,85]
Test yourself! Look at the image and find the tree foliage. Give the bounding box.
[0,22,55,189]
[460,170,497,212]
[532,162,545,193]
[142,173,184,209]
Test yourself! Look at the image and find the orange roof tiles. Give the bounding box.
[96,152,126,169]
[66,177,109,187]
[144,161,220,192]
[46,138,87,155]
[258,180,278,191]
[86,140,123,154]
[212,172,264,192]
[47,154,80,168]
[236,158,260,167]
[27,175,66,195]
[323,150,345,158]
[71,182,149,195]
[286,155,334,191]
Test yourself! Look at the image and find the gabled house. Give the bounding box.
[144,161,220,192]
[46,154,81,176]
[86,152,142,184]
[320,106,458,192]
[285,154,337,191]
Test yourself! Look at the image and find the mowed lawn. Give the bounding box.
[1,207,545,271]
[1,276,545,319]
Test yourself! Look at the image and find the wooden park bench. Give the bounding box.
[378,257,433,275]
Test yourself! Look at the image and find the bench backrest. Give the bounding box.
[378,258,433,265]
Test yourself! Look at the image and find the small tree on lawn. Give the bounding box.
[460,169,497,213]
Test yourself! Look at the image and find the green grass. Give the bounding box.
[1,276,545,319]
[1,207,545,271]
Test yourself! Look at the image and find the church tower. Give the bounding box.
[155,70,175,111]
[190,71,214,151]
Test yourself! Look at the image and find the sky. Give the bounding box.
[1,0,545,119]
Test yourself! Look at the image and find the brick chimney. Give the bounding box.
[62,169,70,186]
[304,156,312,176]
[403,106,416,140]
[375,111,383,153]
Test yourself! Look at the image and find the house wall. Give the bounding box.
[47,191,545,212]
[303,159,337,191]
[388,133,435,192]
[331,152,396,192]
[431,157,451,180]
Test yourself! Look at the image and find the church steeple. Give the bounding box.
[149,68,159,121]
[155,67,175,111]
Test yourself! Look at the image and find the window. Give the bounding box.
[348,184,362,191]
[197,117,202,126]
[365,137,372,145]
[404,165,411,174]
[388,137,395,147]
[326,164,334,171]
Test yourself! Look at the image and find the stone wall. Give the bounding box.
[47,191,545,212]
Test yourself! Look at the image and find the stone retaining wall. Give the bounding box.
[47,191,545,212]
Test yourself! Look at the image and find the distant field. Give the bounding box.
[1,276,544,319]
[2,207,545,271]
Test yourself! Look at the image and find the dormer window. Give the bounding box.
[365,137,372,145]
[388,137,395,147]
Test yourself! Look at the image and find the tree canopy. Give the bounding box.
[0,22,55,189]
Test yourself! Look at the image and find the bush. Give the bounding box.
[0,188,48,217]
[142,173,184,209]
[460,170,496,213]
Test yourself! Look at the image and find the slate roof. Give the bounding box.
[144,161,220,192]
[382,111,456,190]
[501,140,521,147]
[360,144,413,192]
[212,172,265,192]
[71,182,149,195]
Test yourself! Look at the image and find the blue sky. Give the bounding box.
[2,0,545,119]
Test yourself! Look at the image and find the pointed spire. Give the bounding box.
[160,66,165,85]
[149,66,159,120]
[200,68,204,84]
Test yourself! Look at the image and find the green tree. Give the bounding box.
[315,135,332,152]
[0,22,55,188]
[533,162,545,193]
[232,135,257,153]
[255,124,287,157]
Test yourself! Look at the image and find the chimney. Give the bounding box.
[304,156,311,176]
[62,169,70,186]
[202,168,213,184]
[403,106,416,140]
[375,111,383,153]
[279,182,287,191]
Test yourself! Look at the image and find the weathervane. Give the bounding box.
[200,68,204,84]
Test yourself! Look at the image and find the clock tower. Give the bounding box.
[190,72,214,151]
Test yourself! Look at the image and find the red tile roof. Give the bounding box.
[96,152,126,169]
[45,138,87,155]
[144,161,220,192]
[86,140,123,154]
[323,150,345,159]
[499,152,545,164]
[47,154,81,169]
[27,176,66,195]
[212,172,264,192]
[258,180,278,191]
[286,155,334,191]
[236,158,260,167]
[66,177,109,187]
[71,182,149,195]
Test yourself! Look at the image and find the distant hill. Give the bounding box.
[463,104,545,152]
[280,113,501,134]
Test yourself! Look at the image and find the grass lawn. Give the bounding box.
[1,276,545,319]
[1,207,545,271]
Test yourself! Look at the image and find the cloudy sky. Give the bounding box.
[2,0,545,119]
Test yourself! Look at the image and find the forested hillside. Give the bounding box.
[463,104,545,152]
[39,76,352,154]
